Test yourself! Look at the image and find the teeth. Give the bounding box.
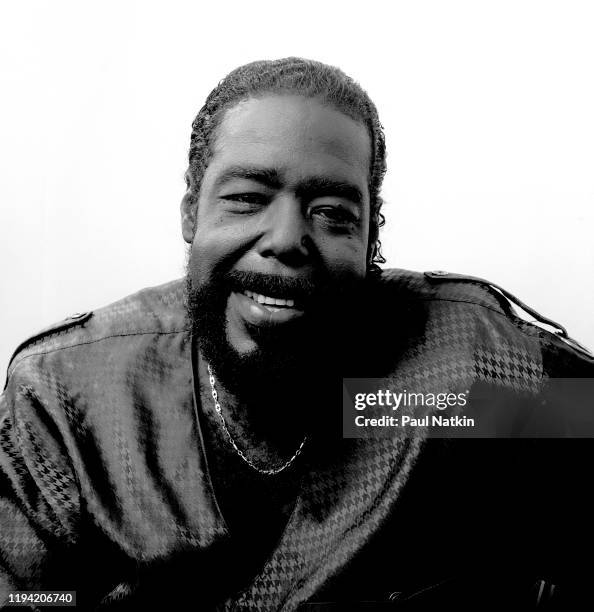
[243,290,295,308]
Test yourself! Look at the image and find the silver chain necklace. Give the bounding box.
[207,364,307,476]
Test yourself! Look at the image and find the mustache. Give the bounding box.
[224,270,325,305]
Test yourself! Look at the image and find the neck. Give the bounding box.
[197,351,315,468]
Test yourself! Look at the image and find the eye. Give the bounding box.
[221,193,268,206]
[311,206,359,226]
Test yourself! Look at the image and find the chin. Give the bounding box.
[216,342,307,398]
[225,334,260,358]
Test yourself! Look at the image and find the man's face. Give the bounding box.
[182,94,371,387]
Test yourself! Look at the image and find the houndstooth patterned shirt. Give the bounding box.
[1,270,592,610]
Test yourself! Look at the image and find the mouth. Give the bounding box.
[229,289,306,328]
[242,289,301,312]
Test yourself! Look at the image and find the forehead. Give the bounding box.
[208,94,372,187]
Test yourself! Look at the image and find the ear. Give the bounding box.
[366,212,378,267]
[181,169,199,244]
[180,189,197,244]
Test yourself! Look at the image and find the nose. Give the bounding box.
[256,195,313,267]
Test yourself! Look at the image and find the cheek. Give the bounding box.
[187,224,220,283]
[321,207,371,278]
[317,228,369,278]
[316,240,367,280]
[188,217,251,282]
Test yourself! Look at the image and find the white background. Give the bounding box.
[1,0,593,386]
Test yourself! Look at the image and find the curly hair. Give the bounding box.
[186,57,387,273]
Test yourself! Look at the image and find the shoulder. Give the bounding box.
[5,279,190,383]
[375,268,594,374]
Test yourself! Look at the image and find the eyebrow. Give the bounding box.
[295,177,364,206]
[214,166,364,205]
[214,166,283,191]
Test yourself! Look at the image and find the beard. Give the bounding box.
[184,260,366,399]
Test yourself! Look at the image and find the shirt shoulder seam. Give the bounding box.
[8,328,191,377]
[415,295,542,341]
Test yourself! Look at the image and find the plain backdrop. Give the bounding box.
[1,0,593,387]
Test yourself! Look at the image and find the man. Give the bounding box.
[1,58,593,610]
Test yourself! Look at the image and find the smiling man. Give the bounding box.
[179,71,383,585]
[1,58,594,611]
[184,92,372,386]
